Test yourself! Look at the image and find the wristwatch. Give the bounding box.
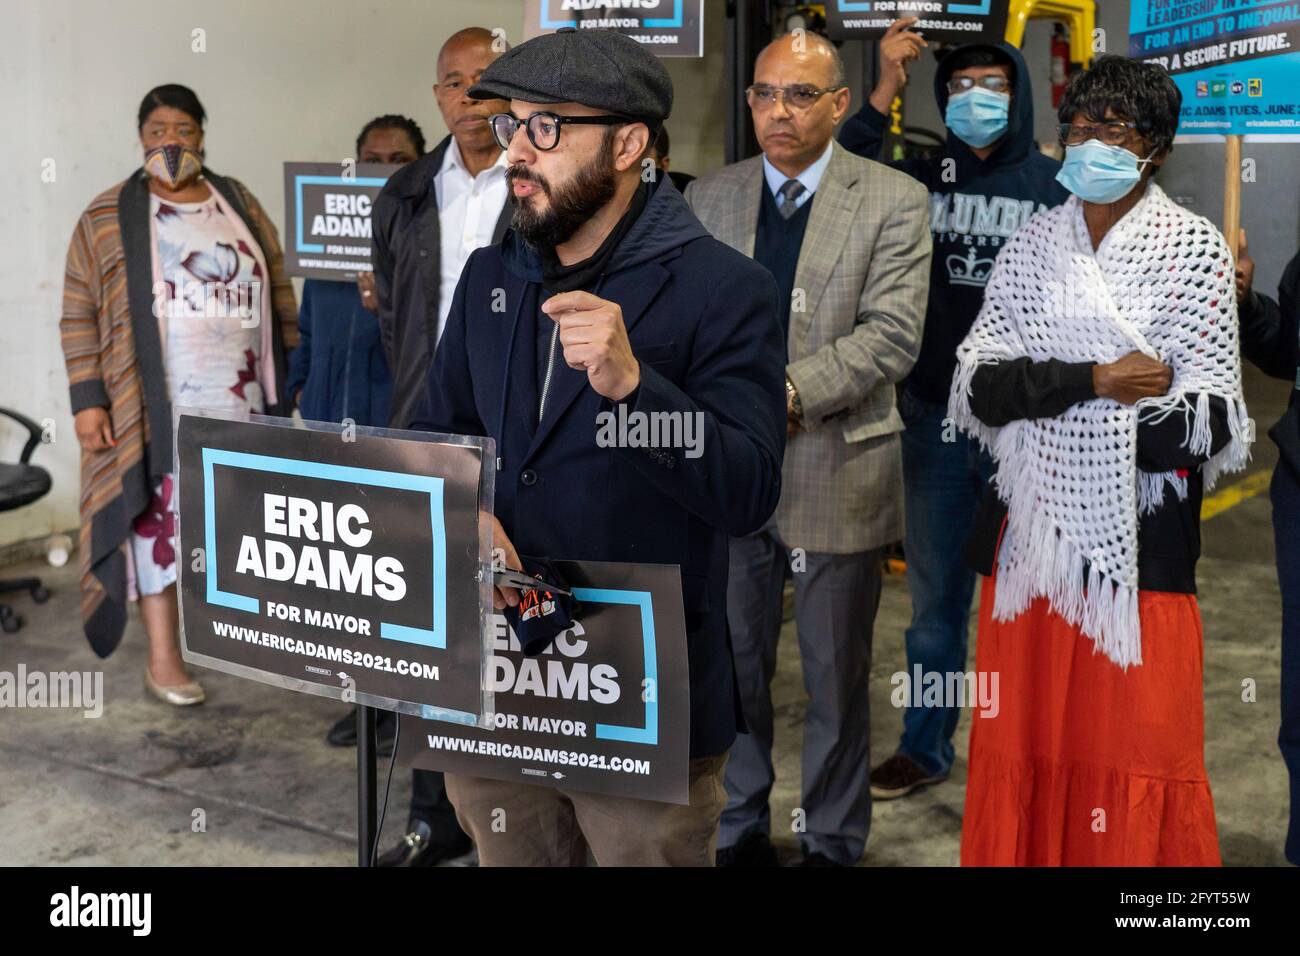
[785,376,803,420]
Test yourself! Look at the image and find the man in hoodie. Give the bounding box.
[839,19,1068,801]
[410,28,786,866]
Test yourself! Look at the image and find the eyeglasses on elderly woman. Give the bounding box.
[1057,120,1147,148]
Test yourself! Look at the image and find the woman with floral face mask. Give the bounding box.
[947,56,1251,865]
[60,84,298,705]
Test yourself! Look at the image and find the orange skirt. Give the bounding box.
[960,574,1221,866]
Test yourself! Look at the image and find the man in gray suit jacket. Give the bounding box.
[686,32,931,866]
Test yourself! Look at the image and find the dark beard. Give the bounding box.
[508,147,617,249]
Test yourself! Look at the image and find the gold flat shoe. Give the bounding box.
[144,667,206,706]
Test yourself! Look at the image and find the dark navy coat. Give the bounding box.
[286,279,393,427]
[411,176,787,758]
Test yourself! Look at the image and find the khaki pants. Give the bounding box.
[445,752,729,866]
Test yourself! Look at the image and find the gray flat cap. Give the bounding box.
[469,27,672,123]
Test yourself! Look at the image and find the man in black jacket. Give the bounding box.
[1237,235,1300,867]
[363,25,511,867]
[412,28,786,865]
[372,28,512,432]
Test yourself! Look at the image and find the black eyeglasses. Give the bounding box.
[1057,120,1143,147]
[488,111,637,151]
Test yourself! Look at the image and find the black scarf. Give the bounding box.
[538,182,648,293]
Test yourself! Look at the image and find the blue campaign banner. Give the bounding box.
[1129,0,1300,139]
[523,0,704,57]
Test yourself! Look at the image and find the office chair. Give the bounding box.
[0,407,53,632]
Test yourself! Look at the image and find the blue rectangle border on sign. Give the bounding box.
[541,0,683,29]
[201,447,447,649]
[644,0,684,28]
[572,587,659,745]
[836,0,991,12]
[294,174,388,254]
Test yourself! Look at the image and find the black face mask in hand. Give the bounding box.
[502,557,581,657]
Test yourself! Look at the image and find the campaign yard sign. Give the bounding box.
[826,0,1010,44]
[523,0,704,57]
[1130,0,1300,139]
[283,162,399,280]
[398,560,691,804]
[176,412,493,723]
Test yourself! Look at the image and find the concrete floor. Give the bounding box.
[0,365,1293,866]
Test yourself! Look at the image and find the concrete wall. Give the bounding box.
[0,0,728,551]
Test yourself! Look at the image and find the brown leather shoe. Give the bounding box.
[869,753,947,800]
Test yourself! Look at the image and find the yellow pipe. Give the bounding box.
[1007,0,1096,66]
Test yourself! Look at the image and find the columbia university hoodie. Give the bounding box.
[840,41,1070,405]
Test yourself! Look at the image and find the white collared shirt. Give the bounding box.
[761,139,834,210]
[433,139,509,343]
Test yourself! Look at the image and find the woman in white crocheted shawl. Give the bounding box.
[948,55,1250,866]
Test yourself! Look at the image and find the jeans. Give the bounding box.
[1269,462,1300,866]
[896,388,996,778]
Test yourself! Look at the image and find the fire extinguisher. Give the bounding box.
[1051,23,1070,108]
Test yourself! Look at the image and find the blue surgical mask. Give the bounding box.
[1055,140,1156,204]
[945,88,1010,148]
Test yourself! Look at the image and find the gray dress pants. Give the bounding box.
[720,524,882,865]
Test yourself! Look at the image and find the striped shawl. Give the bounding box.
[60,168,298,656]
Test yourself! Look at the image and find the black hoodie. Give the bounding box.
[840,41,1070,405]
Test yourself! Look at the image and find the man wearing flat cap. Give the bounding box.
[410,27,787,866]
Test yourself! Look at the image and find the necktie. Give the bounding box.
[777,179,806,219]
